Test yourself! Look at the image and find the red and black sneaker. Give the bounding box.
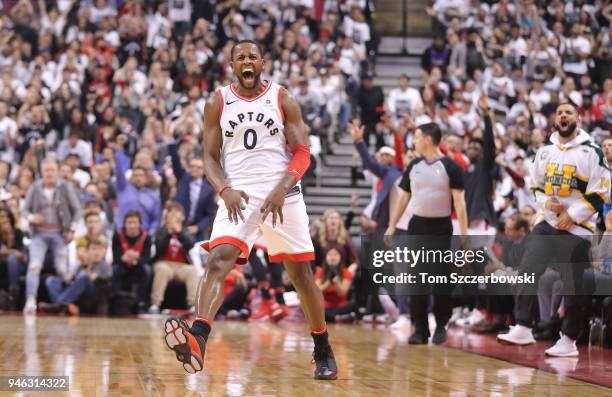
[164,318,207,374]
[249,299,273,321]
[312,345,338,380]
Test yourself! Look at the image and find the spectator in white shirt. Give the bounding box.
[343,6,371,59]
[561,23,591,85]
[542,66,563,94]
[38,0,71,38]
[507,24,528,67]
[483,61,515,115]
[456,94,480,135]
[559,76,583,107]
[113,57,147,97]
[436,104,464,136]
[428,0,469,28]
[146,3,173,50]
[0,101,18,163]
[338,36,364,80]
[86,0,117,26]
[60,154,91,190]
[310,67,350,143]
[386,75,423,126]
[528,78,551,112]
[57,130,93,168]
[168,0,192,39]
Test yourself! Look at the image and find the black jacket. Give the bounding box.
[153,226,195,264]
[112,230,152,268]
[358,85,384,124]
[464,114,497,226]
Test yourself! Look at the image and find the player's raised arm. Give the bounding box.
[260,87,311,227]
[203,92,249,224]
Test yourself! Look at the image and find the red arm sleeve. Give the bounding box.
[287,144,311,182]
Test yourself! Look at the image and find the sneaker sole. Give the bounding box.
[314,373,338,380]
[432,335,447,345]
[164,318,204,374]
[496,336,536,346]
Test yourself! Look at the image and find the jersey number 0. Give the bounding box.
[244,129,257,150]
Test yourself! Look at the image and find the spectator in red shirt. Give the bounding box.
[578,92,605,130]
[149,201,196,314]
[218,264,249,320]
[315,248,355,322]
[112,211,152,313]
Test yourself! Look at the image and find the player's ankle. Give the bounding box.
[311,325,329,348]
[191,316,213,341]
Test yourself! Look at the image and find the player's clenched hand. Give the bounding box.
[261,186,285,227]
[222,189,249,224]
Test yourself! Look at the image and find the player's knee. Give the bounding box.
[206,254,234,278]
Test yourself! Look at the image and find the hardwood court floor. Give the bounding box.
[0,315,610,396]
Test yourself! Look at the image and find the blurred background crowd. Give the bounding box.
[0,0,610,347]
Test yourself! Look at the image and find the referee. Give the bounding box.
[386,123,468,345]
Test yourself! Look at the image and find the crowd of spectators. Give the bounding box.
[0,0,376,317]
[352,0,612,348]
[0,0,610,350]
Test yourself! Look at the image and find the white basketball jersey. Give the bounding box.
[217,81,290,197]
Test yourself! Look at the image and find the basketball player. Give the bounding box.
[163,40,338,380]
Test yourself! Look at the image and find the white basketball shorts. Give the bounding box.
[201,188,314,264]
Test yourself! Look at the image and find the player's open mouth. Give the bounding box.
[242,70,254,81]
[560,120,568,129]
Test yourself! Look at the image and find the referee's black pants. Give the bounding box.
[407,215,453,335]
[514,222,590,340]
